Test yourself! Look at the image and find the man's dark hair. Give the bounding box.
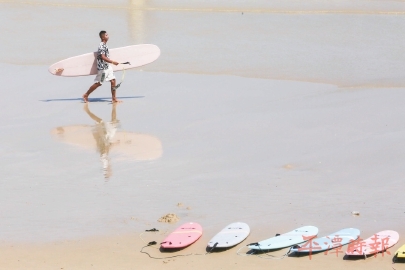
[99,30,107,39]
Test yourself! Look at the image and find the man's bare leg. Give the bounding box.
[111,102,117,122]
[83,83,101,103]
[110,79,122,103]
[83,103,103,124]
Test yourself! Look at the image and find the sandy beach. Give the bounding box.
[1,1,405,269]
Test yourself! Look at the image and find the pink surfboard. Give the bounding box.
[48,44,160,77]
[161,222,203,249]
[345,230,399,256]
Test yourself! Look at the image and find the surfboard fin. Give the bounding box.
[145,228,159,232]
[207,242,218,253]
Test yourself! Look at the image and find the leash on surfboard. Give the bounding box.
[139,228,215,259]
[139,228,194,259]
[236,242,290,259]
[112,62,131,91]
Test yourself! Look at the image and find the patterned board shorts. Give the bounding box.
[94,65,115,84]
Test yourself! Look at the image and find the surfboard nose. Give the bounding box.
[48,64,64,76]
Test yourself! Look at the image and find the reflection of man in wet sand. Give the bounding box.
[51,107,162,179]
[84,103,120,179]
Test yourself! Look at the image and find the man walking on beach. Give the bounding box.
[83,31,121,103]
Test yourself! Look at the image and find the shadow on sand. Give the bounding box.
[343,253,382,260]
[40,96,144,102]
[288,250,325,258]
[235,246,288,258]
[205,245,240,253]
[393,256,405,264]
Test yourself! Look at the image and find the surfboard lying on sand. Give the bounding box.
[161,222,202,249]
[395,244,405,259]
[208,222,250,248]
[48,44,160,76]
[248,226,318,250]
[345,230,399,257]
[290,228,360,254]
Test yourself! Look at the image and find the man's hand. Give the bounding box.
[112,61,119,66]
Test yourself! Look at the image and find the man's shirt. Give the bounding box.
[97,42,110,70]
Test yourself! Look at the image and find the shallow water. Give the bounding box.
[1,1,405,87]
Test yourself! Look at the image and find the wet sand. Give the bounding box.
[1,1,405,269]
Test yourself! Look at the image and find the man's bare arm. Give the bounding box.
[101,54,118,65]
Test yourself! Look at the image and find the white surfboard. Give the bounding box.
[248,226,318,250]
[48,44,160,77]
[208,222,250,248]
[290,228,360,253]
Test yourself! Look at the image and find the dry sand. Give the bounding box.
[1,0,405,269]
[0,232,402,270]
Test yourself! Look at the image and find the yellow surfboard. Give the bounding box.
[395,244,405,258]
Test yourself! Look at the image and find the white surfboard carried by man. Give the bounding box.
[48,30,160,103]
